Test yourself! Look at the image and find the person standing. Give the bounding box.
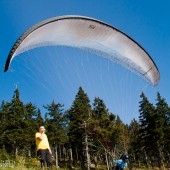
[35,126,52,170]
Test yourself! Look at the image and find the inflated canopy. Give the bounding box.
[4,15,160,86]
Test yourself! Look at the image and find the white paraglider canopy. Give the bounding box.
[4,15,160,86]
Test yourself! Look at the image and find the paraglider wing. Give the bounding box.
[4,15,160,86]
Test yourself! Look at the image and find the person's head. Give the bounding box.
[39,126,46,133]
[122,154,128,162]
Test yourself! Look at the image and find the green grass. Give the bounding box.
[1,157,168,170]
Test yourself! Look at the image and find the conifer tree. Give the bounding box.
[44,101,68,146]
[4,88,25,155]
[35,108,44,129]
[139,92,156,166]
[112,116,126,157]
[91,97,111,166]
[91,97,110,140]
[155,92,170,166]
[91,97,121,169]
[68,87,91,167]
[44,100,68,167]
[128,119,141,167]
[0,101,10,150]
[24,102,38,155]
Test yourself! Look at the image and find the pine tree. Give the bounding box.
[128,119,141,168]
[138,92,156,167]
[91,97,120,169]
[0,101,11,149]
[112,116,126,158]
[91,97,111,142]
[44,100,68,146]
[24,102,38,156]
[155,92,170,167]
[35,108,44,129]
[0,89,41,157]
[67,87,91,168]
[3,88,25,156]
[44,100,68,168]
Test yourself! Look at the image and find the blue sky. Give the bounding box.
[0,0,170,124]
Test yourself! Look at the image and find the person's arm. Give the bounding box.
[49,147,52,154]
[35,132,44,140]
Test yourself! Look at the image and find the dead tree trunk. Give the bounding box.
[69,148,73,162]
[144,149,149,168]
[54,144,59,170]
[157,141,165,170]
[84,121,90,170]
[105,149,109,170]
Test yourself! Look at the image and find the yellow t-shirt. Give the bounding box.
[35,132,50,151]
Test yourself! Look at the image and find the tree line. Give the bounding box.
[0,87,169,169]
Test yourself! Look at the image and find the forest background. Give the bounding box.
[0,86,169,169]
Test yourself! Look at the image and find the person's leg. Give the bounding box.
[46,149,52,170]
[115,165,120,170]
[38,149,46,168]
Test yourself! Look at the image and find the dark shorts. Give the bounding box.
[37,149,52,168]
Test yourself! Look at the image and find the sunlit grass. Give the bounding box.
[1,156,168,170]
